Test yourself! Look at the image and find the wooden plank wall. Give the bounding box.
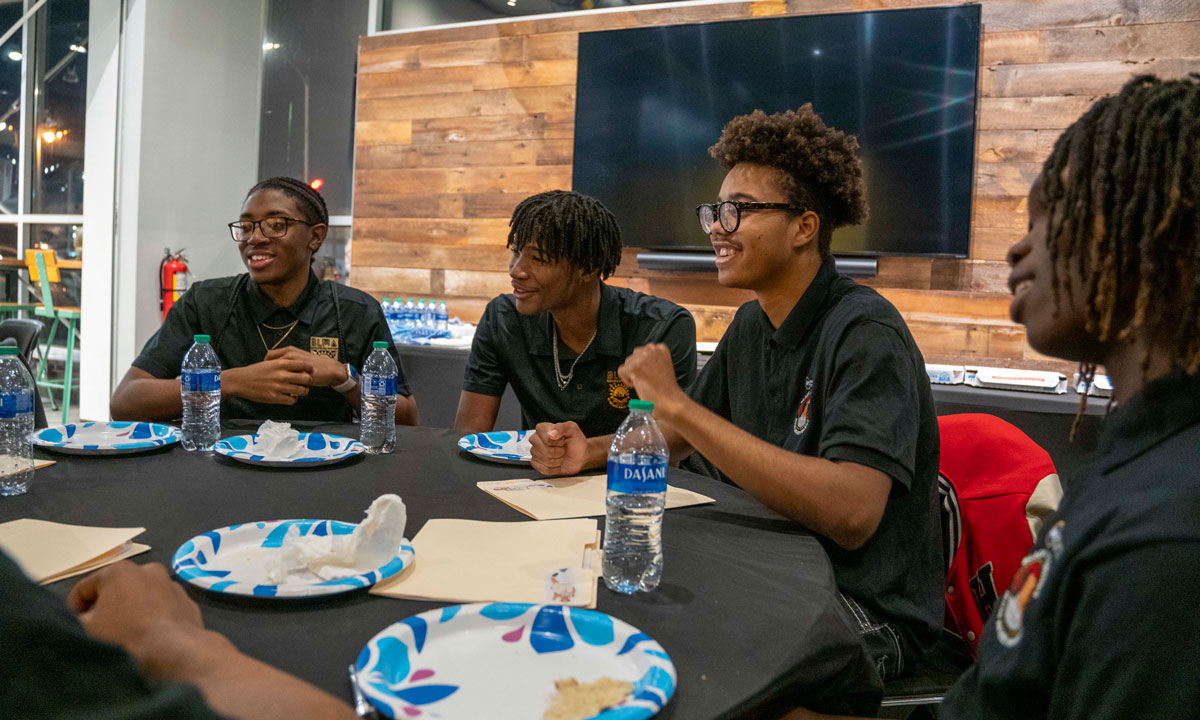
[352,0,1200,371]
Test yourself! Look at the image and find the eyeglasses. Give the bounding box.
[695,201,806,234]
[227,217,316,242]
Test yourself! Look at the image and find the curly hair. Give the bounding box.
[708,105,868,257]
[507,190,623,280]
[1041,74,1200,374]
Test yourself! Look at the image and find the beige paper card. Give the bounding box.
[477,474,715,520]
[40,542,151,584]
[33,458,55,470]
[371,518,599,608]
[0,519,147,583]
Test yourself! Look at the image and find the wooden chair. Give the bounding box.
[27,250,80,424]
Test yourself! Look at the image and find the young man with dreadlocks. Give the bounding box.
[532,107,942,680]
[454,190,696,436]
[782,74,1200,720]
[111,177,417,425]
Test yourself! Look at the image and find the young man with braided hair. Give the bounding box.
[111,177,417,424]
[785,73,1200,720]
[455,190,696,436]
[532,108,942,680]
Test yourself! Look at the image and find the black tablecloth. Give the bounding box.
[2,424,881,718]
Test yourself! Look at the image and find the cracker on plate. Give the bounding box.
[544,677,634,720]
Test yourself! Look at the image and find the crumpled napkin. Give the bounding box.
[254,420,307,460]
[267,494,408,583]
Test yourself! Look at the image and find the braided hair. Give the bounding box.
[246,176,329,226]
[507,190,623,279]
[1040,74,1200,376]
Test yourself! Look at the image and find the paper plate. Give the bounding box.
[213,432,365,467]
[355,602,676,719]
[171,519,414,599]
[457,430,533,465]
[31,422,181,455]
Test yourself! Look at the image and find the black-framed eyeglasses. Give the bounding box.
[227,217,316,242]
[695,201,806,234]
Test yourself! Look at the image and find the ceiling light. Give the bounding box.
[69,44,86,54]
[41,131,55,143]
[262,42,280,51]
[7,51,20,61]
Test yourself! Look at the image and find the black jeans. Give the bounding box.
[840,592,905,681]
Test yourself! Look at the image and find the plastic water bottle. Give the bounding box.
[402,299,416,330]
[360,341,397,454]
[436,301,449,332]
[0,346,34,496]
[180,334,221,452]
[602,399,668,593]
[381,298,394,334]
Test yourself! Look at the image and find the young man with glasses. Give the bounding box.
[455,190,696,436]
[110,177,417,425]
[531,107,942,680]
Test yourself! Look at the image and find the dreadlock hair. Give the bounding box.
[1040,74,1200,377]
[246,176,329,226]
[708,105,868,259]
[507,190,623,280]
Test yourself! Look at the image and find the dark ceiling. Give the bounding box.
[468,0,693,16]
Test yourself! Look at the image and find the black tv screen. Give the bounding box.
[572,5,981,257]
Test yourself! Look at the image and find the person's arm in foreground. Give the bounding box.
[453,390,502,434]
[533,344,891,551]
[68,561,356,720]
[110,354,318,422]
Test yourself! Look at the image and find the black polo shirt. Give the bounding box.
[133,272,410,422]
[464,283,697,436]
[688,258,942,664]
[0,551,224,718]
[943,370,1200,720]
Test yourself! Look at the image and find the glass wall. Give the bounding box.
[0,0,88,263]
[258,0,367,218]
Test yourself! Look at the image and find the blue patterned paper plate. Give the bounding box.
[172,519,415,599]
[213,432,366,467]
[457,430,533,465]
[31,422,181,455]
[355,602,676,719]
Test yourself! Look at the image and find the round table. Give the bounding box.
[3,423,881,718]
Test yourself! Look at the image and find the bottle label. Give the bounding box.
[607,459,668,494]
[364,376,397,397]
[0,390,33,419]
[182,369,220,392]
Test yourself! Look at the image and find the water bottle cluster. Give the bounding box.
[383,298,450,344]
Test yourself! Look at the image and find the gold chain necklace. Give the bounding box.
[552,322,597,391]
[256,318,300,355]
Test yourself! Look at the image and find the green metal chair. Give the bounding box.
[30,250,80,425]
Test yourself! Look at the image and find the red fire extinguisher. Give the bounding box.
[160,248,190,320]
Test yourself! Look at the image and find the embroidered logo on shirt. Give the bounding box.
[793,377,815,435]
[995,547,1053,648]
[606,370,630,409]
[310,336,339,359]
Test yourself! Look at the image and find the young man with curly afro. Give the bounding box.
[531,106,943,680]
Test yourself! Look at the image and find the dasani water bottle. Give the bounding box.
[361,340,397,453]
[0,346,34,496]
[603,399,667,593]
[181,334,221,452]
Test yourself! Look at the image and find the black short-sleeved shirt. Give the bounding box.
[0,551,225,719]
[688,258,942,663]
[943,370,1200,720]
[133,271,410,422]
[464,283,697,436]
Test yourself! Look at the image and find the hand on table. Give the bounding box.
[67,561,208,679]
[618,343,688,416]
[531,421,588,477]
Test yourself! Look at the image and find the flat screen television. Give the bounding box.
[572,5,981,258]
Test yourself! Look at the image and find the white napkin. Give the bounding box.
[253,420,307,460]
[267,494,408,583]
